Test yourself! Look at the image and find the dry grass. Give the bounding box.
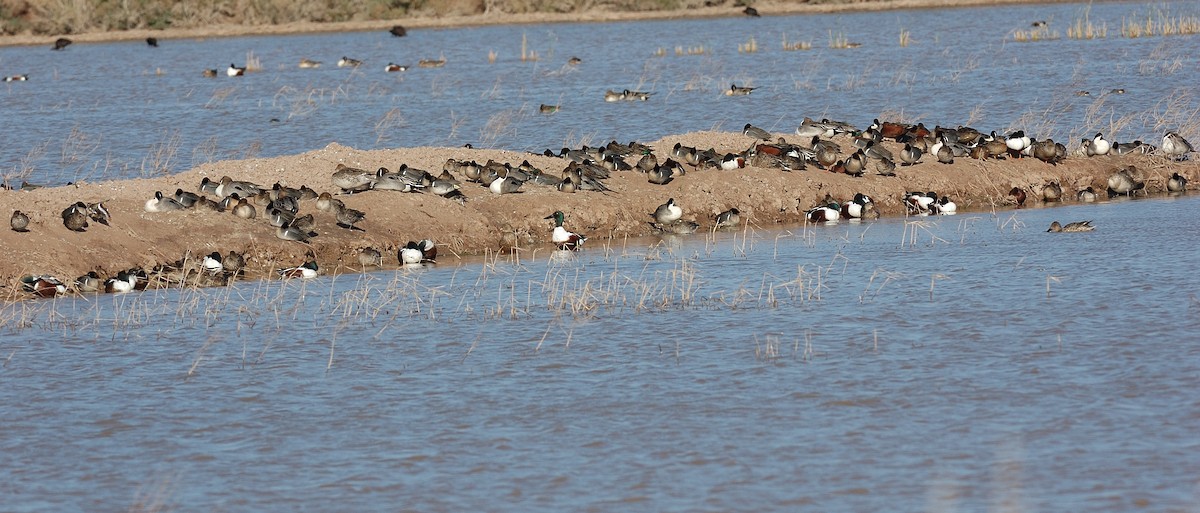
[898,29,911,47]
[781,33,811,51]
[737,37,758,53]
[1011,27,1060,42]
[520,32,539,62]
[674,45,708,56]
[1122,8,1200,38]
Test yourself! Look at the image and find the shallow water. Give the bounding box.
[1,1,1198,185]
[2,192,1198,512]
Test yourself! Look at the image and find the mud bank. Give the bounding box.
[1,129,1194,300]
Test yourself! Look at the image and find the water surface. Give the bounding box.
[2,193,1198,512]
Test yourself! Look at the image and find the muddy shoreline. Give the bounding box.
[0,0,1079,47]
[2,129,1194,301]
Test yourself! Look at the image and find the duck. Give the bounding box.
[145,190,186,212]
[714,208,741,229]
[232,198,256,219]
[202,68,218,78]
[1005,130,1031,155]
[334,205,366,231]
[85,202,110,225]
[226,63,246,77]
[224,251,246,275]
[652,219,700,234]
[719,153,745,170]
[726,84,755,96]
[806,204,840,223]
[61,202,89,231]
[358,247,382,267]
[1042,181,1063,202]
[934,196,957,215]
[215,176,263,199]
[1167,172,1188,192]
[1086,132,1111,156]
[372,167,425,192]
[277,259,319,279]
[399,240,436,265]
[539,104,560,114]
[10,210,29,232]
[489,175,525,195]
[545,210,587,250]
[1047,221,1095,233]
[604,90,624,102]
[4,74,28,82]
[623,89,652,101]
[277,220,316,242]
[337,56,363,68]
[417,58,446,68]
[904,191,937,215]
[331,164,375,193]
[389,25,407,37]
[1077,186,1097,202]
[202,252,223,273]
[652,198,683,224]
[899,143,923,166]
[297,58,321,68]
[104,270,137,293]
[410,239,437,263]
[742,123,772,141]
[74,271,102,293]
[839,193,876,220]
[21,275,67,297]
[1162,131,1193,160]
[1106,167,1144,196]
[384,63,408,72]
[52,37,72,50]
[1008,186,1027,208]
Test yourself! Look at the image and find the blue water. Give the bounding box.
[2,192,1198,512]
[2,1,1198,185]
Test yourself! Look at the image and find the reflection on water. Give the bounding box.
[1,1,1198,185]
[2,193,1198,512]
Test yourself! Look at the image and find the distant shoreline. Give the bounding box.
[0,0,1078,47]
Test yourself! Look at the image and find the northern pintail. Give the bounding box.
[1047,221,1094,233]
[145,191,186,212]
[726,84,755,96]
[1085,132,1111,156]
[1042,181,1063,202]
[74,271,101,293]
[277,221,316,242]
[62,202,89,231]
[652,198,683,224]
[299,58,321,68]
[331,164,375,193]
[1106,166,1144,196]
[714,208,741,229]
[1167,172,1188,192]
[1162,131,1193,160]
[337,56,363,68]
[743,123,772,141]
[545,211,587,250]
[10,210,29,232]
[334,205,365,231]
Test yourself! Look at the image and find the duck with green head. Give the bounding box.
[545,211,587,251]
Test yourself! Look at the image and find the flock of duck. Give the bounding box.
[9,98,1197,299]
[13,112,1197,298]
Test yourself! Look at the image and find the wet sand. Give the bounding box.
[2,129,1194,300]
[0,0,1076,47]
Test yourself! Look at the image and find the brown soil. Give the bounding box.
[0,0,1076,47]
[2,129,1195,301]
